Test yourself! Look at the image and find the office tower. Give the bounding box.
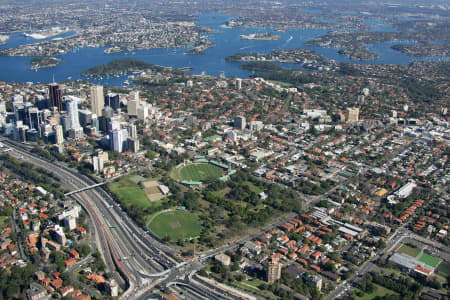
[66,99,80,130]
[128,124,137,139]
[137,103,148,120]
[234,115,246,130]
[127,100,140,117]
[105,93,120,111]
[54,125,64,145]
[14,104,26,124]
[267,258,282,284]
[60,115,71,132]
[91,114,99,131]
[236,78,242,90]
[346,107,359,123]
[250,120,264,132]
[127,138,140,152]
[27,107,43,130]
[79,109,93,127]
[48,84,63,112]
[110,128,128,153]
[91,85,104,116]
[108,115,121,132]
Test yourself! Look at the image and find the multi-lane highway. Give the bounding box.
[1,139,183,298]
[1,139,278,300]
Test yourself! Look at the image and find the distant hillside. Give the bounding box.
[241,61,283,71]
[81,58,166,76]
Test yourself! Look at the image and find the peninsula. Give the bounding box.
[81,58,166,77]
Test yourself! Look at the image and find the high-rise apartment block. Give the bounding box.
[91,85,104,116]
[267,258,282,284]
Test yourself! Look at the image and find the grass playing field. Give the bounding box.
[108,176,152,209]
[437,261,450,277]
[354,284,397,300]
[171,163,223,182]
[417,253,441,268]
[397,244,421,257]
[148,210,203,240]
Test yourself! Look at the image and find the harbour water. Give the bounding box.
[0,13,447,85]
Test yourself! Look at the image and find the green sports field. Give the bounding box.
[417,253,441,268]
[397,244,421,257]
[108,176,152,209]
[148,211,203,240]
[437,261,450,276]
[171,163,223,182]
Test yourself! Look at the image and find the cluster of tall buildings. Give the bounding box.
[2,83,143,158]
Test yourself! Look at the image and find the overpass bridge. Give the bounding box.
[64,182,108,196]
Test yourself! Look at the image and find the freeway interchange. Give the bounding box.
[2,139,250,300]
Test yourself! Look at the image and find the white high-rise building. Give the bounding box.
[91,85,104,116]
[236,78,242,90]
[137,103,148,120]
[127,91,140,117]
[66,99,80,130]
[128,100,140,117]
[108,115,121,132]
[92,155,104,173]
[110,128,128,152]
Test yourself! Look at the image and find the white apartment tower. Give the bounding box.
[54,125,64,145]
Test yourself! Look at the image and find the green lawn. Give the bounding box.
[437,261,450,277]
[0,216,9,229]
[172,163,223,182]
[354,284,397,300]
[243,181,263,194]
[108,176,152,209]
[397,244,420,257]
[233,280,278,299]
[148,211,203,240]
[417,253,441,268]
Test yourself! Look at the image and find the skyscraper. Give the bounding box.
[48,84,63,112]
[105,93,120,111]
[110,128,128,153]
[66,99,80,130]
[267,258,282,284]
[236,78,242,90]
[54,125,64,145]
[234,115,246,130]
[91,85,104,116]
